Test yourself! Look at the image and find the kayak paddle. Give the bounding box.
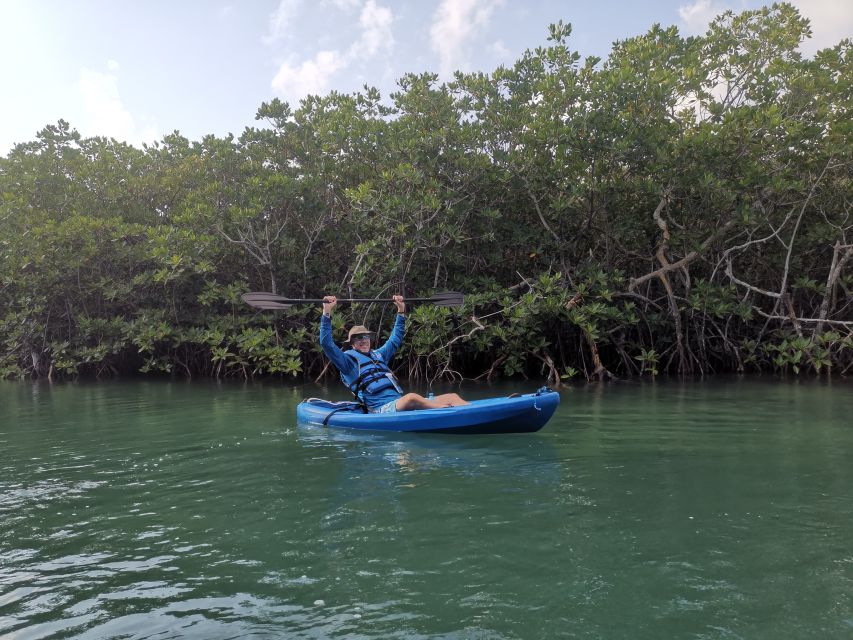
[242,291,464,310]
[242,291,464,309]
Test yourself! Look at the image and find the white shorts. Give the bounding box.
[373,399,398,414]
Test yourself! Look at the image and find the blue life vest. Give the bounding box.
[344,350,404,404]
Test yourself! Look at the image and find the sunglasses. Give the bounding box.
[351,334,372,342]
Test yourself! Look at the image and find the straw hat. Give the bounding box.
[345,325,376,344]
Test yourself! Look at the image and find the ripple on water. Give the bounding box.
[2,379,853,638]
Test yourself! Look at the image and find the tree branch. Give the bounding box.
[629,218,735,291]
[522,177,560,243]
[815,241,853,336]
[775,158,832,314]
[725,258,782,298]
[751,307,853,328]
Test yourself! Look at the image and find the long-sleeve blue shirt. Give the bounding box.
[319,313,406,409]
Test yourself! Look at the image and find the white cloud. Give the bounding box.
[265,0,303,44]
[271,50,347,98]
[78,66,158,147]
[352,0,393,58]
[270,0,394,102]
[430,0,502,77]
[789,0,853,55]
[678,0,727,36]
[323,0,361,10]
[678,0,852,54]
[489,39,511,62]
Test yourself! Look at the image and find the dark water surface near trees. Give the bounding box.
[1,378,852,639]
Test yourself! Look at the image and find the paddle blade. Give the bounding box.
[251,301,293,310]
[243,291,288,304]
[241,294,293,310]
[430,291,464,307]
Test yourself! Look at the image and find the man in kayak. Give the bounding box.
[320,295,468,413]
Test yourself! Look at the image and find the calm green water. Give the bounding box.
[1,378,852,639]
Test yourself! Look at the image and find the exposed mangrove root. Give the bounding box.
[815,242,853,336]
[583,329,616,382]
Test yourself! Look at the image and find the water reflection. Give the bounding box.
[288,417,571,637]
[299,421,560,471]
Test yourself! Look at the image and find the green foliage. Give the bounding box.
[635,349,660,377]
[0,5,850,381]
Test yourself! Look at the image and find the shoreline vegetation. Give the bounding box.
[1,5,850,385]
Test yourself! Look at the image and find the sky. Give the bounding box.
[0,0,850,155]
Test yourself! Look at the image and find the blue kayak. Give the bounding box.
[295,388,559,434]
